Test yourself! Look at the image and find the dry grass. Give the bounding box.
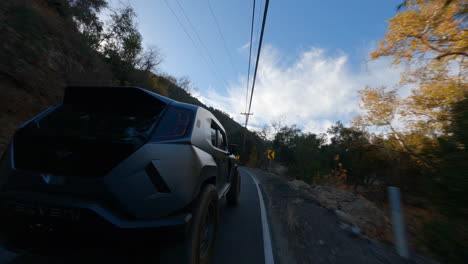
[286,205,297,232]
[379,202,435,255]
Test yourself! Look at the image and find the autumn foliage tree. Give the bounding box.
[354,1,467,261]
[355,0,467,167]
[374,0,467,62]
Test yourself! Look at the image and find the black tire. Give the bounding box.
[159,184,218,264]
[227,168,241,206]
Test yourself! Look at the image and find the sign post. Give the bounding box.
[266,150,275,172]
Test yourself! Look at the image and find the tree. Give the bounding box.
[353,85,438,167]
[374,0,467,63]
[356,2,467,260]
[270,124,330,181]
[354,87,399,129]
[97,5,162,84]
[328,122,380,187]
[255,125,272,141]
[289,133,326,182]
[177,76,197,95]
[66,0,107,49]
[135,46,163,72]
[429,95,467,218]
[422,96,467,264]
[272,125,302,163]
[102,6,142,67]
[355,0,467,167]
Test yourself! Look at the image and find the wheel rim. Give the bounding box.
[199,201,215,258]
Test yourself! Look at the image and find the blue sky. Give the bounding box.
[107,0,404,133]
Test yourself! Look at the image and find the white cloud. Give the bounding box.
[238,41,251,53]
[199,45,404,134]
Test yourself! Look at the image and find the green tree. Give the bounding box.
[272,125,302,164]
[66,0,107,49]
[328,122,376,188]
[422,96,467,264]
[271,125,329,182]
[101,5,142,83]
[289,133,326,182]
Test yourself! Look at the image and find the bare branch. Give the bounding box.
[436,52,468,60]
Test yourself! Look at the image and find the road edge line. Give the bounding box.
[243,168,275,264]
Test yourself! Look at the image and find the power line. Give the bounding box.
[246,0,263,114]
[174,0,230,88]
[241,0,256,149]
[206,0,238,76]
[244,0,256,114]
[242,0,269,151]
[256,0,264,41]
[247,0,269,121]
[163,0,229,88]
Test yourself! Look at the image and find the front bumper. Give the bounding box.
[0,191,192,250]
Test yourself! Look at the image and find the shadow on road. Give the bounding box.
[2,249,162,264]
[1,171,263,264]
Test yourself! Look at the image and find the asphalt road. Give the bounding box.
[213,168,266,264]
[0,168,269,264]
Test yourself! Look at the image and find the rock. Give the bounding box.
[335,209,356,226]
[289,180,309,190]
[318,240,325,245]
[339,222,350,230]
[340,198,390,237]
[351,226,362,235]
[291,180,391,238]
[272,163,288,176]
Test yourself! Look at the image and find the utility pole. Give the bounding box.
[241,112,254,152]
[241,0,269,154]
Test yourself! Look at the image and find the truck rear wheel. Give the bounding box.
[193,184,218,264]
[160,184,218,264]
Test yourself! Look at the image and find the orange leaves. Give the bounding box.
[357,0,466,145]
[354,86,399,128]
[372,0,467,64]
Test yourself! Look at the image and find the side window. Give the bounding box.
[218,130,227,150]
[210,120,227,151]
[210,128,217,146]
[217,131,223,149]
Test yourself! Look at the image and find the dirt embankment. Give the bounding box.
[250,168,437,264]
[0,0,116,155]
[288,179,392,242]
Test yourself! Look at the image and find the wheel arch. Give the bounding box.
[191,165,217,202]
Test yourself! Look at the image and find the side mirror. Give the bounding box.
[228,144,239,155]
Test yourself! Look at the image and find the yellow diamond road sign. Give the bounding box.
[267,150,275,159]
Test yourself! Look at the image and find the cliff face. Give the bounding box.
[0,0,259,157]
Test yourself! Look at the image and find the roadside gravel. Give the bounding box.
[249,168,437,264]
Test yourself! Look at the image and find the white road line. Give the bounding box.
[242,168,275,264]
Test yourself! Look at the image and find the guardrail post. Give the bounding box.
[388,186,409,258]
